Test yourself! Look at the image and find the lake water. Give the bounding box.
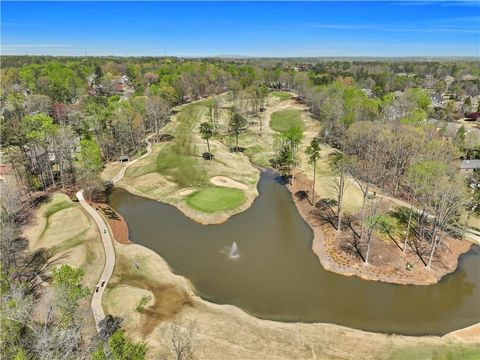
[109,170,480,335]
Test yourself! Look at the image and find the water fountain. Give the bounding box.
[229,241,239,259]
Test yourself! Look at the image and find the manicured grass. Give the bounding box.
[156,150,207,187]
[271,91,292,102]
[43,200,74,218]
[186,187,246,213]
[270,109,303,132]
[155,103,208,186]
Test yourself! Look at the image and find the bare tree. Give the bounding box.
[426,177,466,269]
[147,96,170,136]
[329,153,349,231]
[168,320,196,360]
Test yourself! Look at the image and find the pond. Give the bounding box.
[109,170,480,336]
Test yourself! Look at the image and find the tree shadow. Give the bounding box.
[315,198,339,229]
[340,233,365,262]
[295,190,311,205]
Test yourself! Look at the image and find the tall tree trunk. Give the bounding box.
[427,233,440,269]
[45,150,56,187]
[337,172,344,232]
[365,237,372,264]
[359,185,369,241]
[206,139,211,160]
[33,147,47,190]
[403,207,413,253]
[311,161,316,206]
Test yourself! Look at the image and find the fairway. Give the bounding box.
[270,109,303,132]
[186,187,246,213]
[271,91,292,102]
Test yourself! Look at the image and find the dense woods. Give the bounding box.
[1,56,480,358]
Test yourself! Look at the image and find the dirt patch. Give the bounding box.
[289,171,473,286]
[108,275,193,336]
[210,176,248,190]
[447,323,480,343]
[179,188,195,196]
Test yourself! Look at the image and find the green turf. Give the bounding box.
[271,91,292,102]
[126,102,209,187]
[270,109,303,132]
[43,200,74,218]
[186,187,246,213]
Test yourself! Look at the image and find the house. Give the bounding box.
[362,88,373,98]
[460,160,480,171]
[119,155,129,163]
[431,93,444,108]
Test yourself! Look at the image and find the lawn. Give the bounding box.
[271,91,292,102]
[127,102,209,187]
[43,198,74,218]
[270,109,303,132]
[155,103,208,187]
[186,187,246,213]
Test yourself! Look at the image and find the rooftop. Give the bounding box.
[461,160,480,170]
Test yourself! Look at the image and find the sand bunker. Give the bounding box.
[179,189,195,196]
[210,176,248,190]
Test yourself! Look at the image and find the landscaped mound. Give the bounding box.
[270,109,303,132]
[186,187,246,213]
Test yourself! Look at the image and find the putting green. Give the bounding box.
[270,109,303,132]
[186,187,246,213]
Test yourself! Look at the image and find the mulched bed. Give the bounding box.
[287,171,472,285]
[90,201,131,245]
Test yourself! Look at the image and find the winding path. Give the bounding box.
[76,135,154,332]
[111,134,154,184]
[76,189,115,332]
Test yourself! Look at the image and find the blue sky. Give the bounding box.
[1,1,479,57]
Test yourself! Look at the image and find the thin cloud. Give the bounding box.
[2,44,70,48]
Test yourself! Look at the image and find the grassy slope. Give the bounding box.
[24,194,104,339]
[270,109,304,132]
[26,193,104,287]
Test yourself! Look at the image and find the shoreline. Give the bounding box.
[287,171,473,286]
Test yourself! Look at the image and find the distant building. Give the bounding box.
[362,88,373,98]
[431,93,444,108]
[460,160,480,171]
[119,155,129,163]
[462,74,477,81]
